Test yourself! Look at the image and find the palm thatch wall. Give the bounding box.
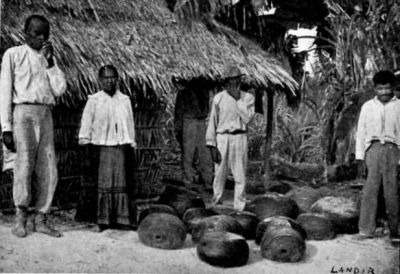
[0,0,298,208]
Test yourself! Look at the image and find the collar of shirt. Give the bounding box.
[96,90,126,101]
[222,89,247,100]
[372,95,398,106]
[24,44,51,67]
[25,44,42,55]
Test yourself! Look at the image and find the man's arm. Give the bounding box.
[0,50,14,133]
[206,96,218,147]
[42,41,66,97]
[235,93,255,125]
[355,104,367,160]
[206,97,221,163]
[174,90,184,131]
[46,59,67,97]
[0,50,16,152]
[174,90,184,146]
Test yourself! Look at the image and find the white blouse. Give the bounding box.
[78,90,137,147]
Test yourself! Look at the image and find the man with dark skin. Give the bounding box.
[0,15,67,237]
[208,73,244,163]
[174,80,213,189]
[79,65,136,231]
[354,71,400,246]
[206,64,255,211]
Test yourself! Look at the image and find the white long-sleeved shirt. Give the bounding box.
[355,96,400,160]
[0,44,67,132]
[78,90,137,147]
[206,90,255,147]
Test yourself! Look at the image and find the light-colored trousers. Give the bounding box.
[13,104,58,213]
[182,118,213,185]
[213,133,248,211]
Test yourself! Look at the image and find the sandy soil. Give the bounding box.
[0,211,399,274]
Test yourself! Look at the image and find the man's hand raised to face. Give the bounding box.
[42,41,54,68]
[227,88,241,101]
[225,76,242,100]
[3,131,16,152]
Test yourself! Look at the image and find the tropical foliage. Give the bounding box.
[248,0,400,170]
[319,0,400,165]
[247,80,325,164]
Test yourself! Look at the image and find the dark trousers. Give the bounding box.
[181,118,212,185]
[359,142,399,236]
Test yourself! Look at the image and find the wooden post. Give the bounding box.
[262,89,274,192]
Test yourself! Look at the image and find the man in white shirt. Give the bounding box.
[78,65,136,231]
[206,64,255,211]
[0,15,67,237]
[354,70,400,245]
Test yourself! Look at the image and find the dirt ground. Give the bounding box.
[0,189,399,274]
[0,218,398,273]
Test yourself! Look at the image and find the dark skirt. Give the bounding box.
[97,146,131,225]
[75,145,135,225]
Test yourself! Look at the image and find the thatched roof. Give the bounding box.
[1,0,298,106]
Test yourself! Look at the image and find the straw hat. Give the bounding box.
[222,63,245,80]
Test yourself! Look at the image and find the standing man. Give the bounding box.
[0,15,67,237]
[354,70,400,245]
[174,80,213,188]
[79,65,136,231]
[206,64,255,211]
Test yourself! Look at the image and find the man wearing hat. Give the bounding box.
[206,64,255,211]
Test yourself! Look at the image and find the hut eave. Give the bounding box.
[1,0,298,105]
